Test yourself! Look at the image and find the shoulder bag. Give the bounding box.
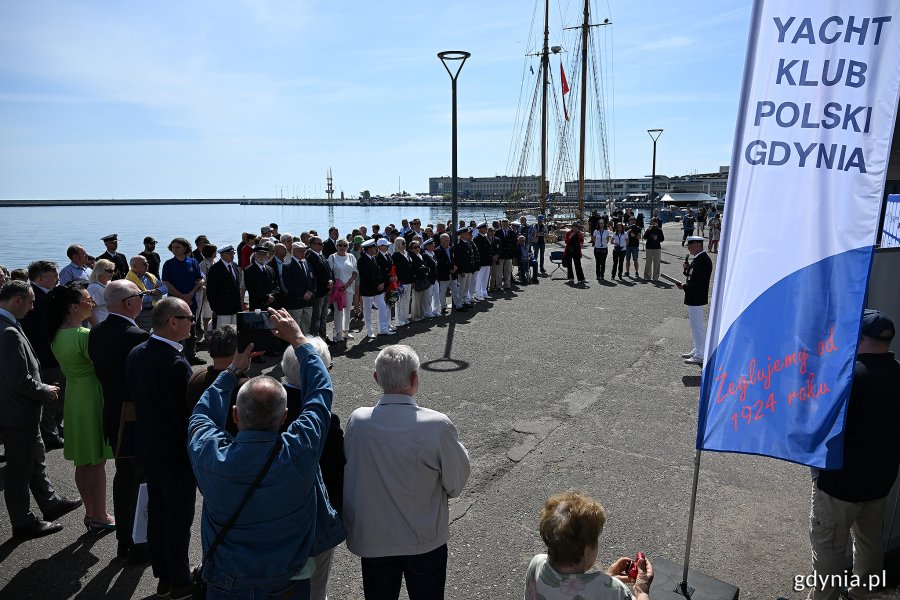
[191,437,283,599]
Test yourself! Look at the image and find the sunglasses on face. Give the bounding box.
[104,269,115,273]
[172,315,196,322]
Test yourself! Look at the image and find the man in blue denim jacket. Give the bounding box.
[188,308,333,600]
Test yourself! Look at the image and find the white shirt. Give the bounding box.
[327,253,358,292]
[611,232,628,249]
[592,229,610,249]
[151,333,183,352]
[88,281,109,323]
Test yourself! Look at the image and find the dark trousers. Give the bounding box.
[1,426,59,528]
[146,468,196,587]
[594,248,608,279]
[113,456,145,548]
[311,294,329,338]
[612,248,625,277]
[39,366,65,444]
[566,256,585,282]
[360,544,448,600]
[682,228,694,245]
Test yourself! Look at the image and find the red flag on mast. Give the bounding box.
[560,62,570,121]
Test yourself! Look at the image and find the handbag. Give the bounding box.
[191,437,283,599]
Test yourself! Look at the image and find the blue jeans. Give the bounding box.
[206,578,309,600]
[531,240,546,269]
[360,544,448,600]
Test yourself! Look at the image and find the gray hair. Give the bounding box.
[151,297,188,330]
[374,344,420,393]
[104,280,140,306]
[235,376,287,431]
[281,337,331,387]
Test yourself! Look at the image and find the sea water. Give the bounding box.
[0,203,508,270]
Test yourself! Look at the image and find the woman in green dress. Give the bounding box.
[47,281,115,533]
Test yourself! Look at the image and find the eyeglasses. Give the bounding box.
[103,269,115,273]
[123,291,151,301]
[172,315,196,322]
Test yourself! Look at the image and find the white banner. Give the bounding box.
[697,1,900,467]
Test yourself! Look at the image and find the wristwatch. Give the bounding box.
[225,365,243,378]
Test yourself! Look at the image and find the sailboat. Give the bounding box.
[505,0,614,225]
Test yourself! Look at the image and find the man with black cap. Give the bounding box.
[205,245,244,330]
[676,236,712,366]
[140,236,162,278]
[453,227,475,308]
[359,239,393,337]
[98,234,130,280]
[473,223,492,300]
[243,246,279,312]
[807,310,900,600]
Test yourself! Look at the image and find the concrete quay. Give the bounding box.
[0,223,822,599]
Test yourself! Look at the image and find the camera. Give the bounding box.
[236,310,282,353]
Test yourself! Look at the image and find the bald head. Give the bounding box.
[105,280,143,319]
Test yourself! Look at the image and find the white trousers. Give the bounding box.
[214,314,237,329]
[363,294,391,335]
[687,305,706,360]
[331,287,355,337]
[476,266,490,297]
[466,271,477,301]
[429,282,441,316]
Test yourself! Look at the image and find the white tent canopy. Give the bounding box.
[660,192,717,205]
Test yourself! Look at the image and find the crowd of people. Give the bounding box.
[0,210,729,599]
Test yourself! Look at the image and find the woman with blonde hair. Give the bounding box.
[87,259,115,324]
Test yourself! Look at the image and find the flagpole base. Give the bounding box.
[645,557,738,600]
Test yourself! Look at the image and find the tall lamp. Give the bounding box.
[438,50,471,244]
[647,128,663,219]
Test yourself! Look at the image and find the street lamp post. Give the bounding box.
[647,129,663,219]
[438,50,471,244]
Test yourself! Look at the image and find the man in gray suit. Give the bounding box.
[0,281,82,538]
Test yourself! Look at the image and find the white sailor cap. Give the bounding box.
[218,245,235,254]
[376,238,391,247]
[361,239,377,248]
[686,236,705,243]
[101,234,119,242]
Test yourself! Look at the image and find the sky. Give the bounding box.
[0,0,752,200]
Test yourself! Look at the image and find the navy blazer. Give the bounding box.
[125,337,193,474]
[206,259,243,316]
[357,253,385,297]
[435,245,456,281]
[88,313,150,447]
[243,262,279,311]
[282,258,317,309]
[20,283,58,368]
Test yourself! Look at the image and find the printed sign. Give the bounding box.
[697,1,900,467]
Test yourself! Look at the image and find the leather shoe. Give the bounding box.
[127,543,151,565]
[13,519,63,539]
[44,438,65,450]
[42,497,83,522]
[188,356,206,366]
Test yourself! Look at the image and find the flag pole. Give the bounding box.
[676,448,702,598]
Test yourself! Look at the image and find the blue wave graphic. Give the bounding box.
[696,247,873,468]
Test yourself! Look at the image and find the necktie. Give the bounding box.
[228,263,236,280]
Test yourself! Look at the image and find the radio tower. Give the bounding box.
[326,168,334,201]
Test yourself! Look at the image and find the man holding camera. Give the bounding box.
[188,308,334,599]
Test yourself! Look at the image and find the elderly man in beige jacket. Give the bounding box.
[343,344,470,600]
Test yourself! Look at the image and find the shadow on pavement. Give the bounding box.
[1,532,147,599]
[421,321,469,373]
[682,375,702,387]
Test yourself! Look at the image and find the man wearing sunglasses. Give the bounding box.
[125,297,198,599]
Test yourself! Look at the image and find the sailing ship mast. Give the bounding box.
[539,0,550,217]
